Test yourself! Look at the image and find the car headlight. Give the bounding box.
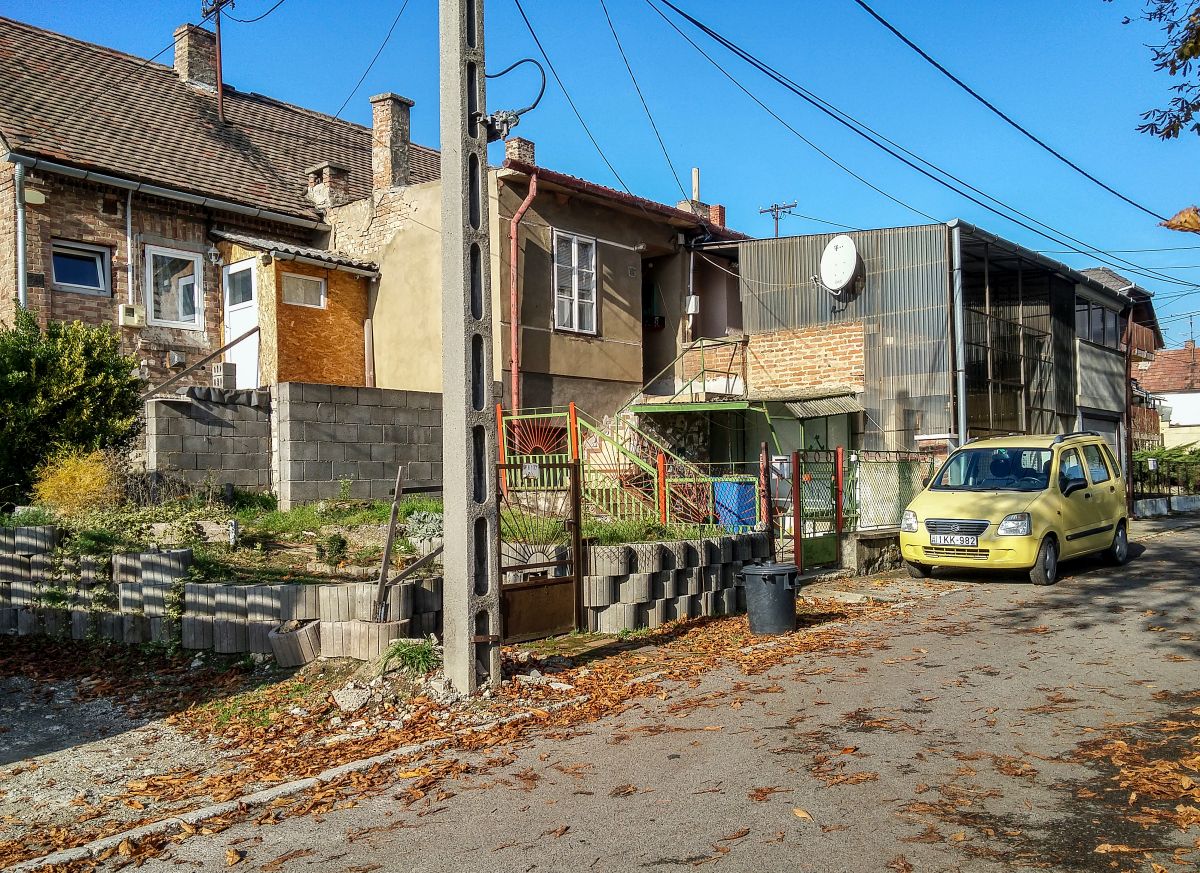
[997,512,1031,536]
[901,510,918,533]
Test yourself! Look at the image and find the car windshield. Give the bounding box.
[931,447,1053,492]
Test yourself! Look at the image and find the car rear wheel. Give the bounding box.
[1107,521,1129,565]
[905,561,932,579]
[1029,536,1058,586]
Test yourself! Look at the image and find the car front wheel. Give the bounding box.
[1029,536,1059,586]
[905,560,932,579]
[1107,521,1129,565]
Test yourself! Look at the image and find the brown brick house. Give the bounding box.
[0,17,436,389]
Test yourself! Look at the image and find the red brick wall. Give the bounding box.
[12,170,314,388]
[745,321,865,397]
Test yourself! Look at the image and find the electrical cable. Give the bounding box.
[849,0,1167,223]
[224,0,289,24]
[333,0,413,119]
[597,0,691,206]
[512,0,636,195]
[1039,245,1200,254]
[651,0,1198,290]
[642,0,941,224]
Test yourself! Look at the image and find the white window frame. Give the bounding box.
[281,272,327,309]
[144,244,204,330]
[551,229,598,335]
[50,239,110,296]
[222,258,257,311]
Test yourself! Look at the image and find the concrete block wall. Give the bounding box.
[146,381,443,507]
[272,382,443,508]
[583,532,771,634]
[145,393,272,490]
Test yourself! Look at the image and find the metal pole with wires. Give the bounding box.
[759,201,797,238]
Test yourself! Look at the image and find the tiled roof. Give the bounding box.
[211,229,378,273]
[1139,345,1200,393]
[0,17,438,221]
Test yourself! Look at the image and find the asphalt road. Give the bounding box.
[109,518,1200,872]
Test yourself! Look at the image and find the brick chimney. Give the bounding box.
[708,204,726,227]
[505,137,536,165]
[173,24,217,88]
[305,162,353,210]
[370,93,414,190]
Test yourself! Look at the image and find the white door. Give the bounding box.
[222,259,259,389]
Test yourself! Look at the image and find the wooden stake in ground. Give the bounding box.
[371,466,406,622]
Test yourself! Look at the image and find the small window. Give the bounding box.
[552,230,597,334]
[281,273,326,308]
[1058,448,1085,490]
[1089,304,1106,346]
[1082,444,1111,484]
[1075,299,1089,339]
[51,241,110,295]
[145,245,203,329]
[1104,309,1119,349]
[224,260,255,308]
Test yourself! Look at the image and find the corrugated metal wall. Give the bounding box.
[739,224,953,450]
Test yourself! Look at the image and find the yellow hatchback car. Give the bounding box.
[899,433,1128,586]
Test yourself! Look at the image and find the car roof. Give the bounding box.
[960,434,1102,450]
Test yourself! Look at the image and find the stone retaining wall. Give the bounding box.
[0,526,444,657]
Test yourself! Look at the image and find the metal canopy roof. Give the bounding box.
[785,393,864,419]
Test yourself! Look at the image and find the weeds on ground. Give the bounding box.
[380,637,441,675]
[0,506,56,527]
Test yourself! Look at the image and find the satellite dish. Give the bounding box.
[819,234,861,294]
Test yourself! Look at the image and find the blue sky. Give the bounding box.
[9,0,1200,342]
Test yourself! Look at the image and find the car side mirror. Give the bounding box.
[1062,477,1088,497]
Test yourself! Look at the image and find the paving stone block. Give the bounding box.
[246,585,283,623]
[587,544,630,576]
[182,616,214,650]
[0,582,9,609]
[96,611,123,641]
[248,621,275,654]
[700,591,717,617]
[79,555,110,588]
[112,553,141,585]
[385,582,414,621]
[681,567,702,597]
[702,566,720,592]
[280,584,321,621]
[684,540,704,568]
[215,585,249,621]
[660,540,687,571]
[1,554,31,588]
[639,599,667,630]
[413,576,443,614]
[14,526,58,555]
[150,616,179,644]
[123,614,150,645]
[628,543,663,574]
[69,609,90,640]
[617,573,653,604]
[733,535,753,562]
[583,575,616,608]
[719,587,739,615]
[650,570,677,600]
[0,606,15,633]
[598,602,637,634]
[42,608,69,638]
[28,554,53,584]
[141,581,171,617]
[184,582,216,616]
[213,619,250,653]
[0,527,13,554]
[118,582,142,614]
[319,584,356,622]
[142,549,192,585]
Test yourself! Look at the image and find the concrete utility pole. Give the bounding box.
[759,201,797,238]
[439,0,502,693]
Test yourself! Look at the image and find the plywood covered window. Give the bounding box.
[281,273,326,308]
[552,230,597,334]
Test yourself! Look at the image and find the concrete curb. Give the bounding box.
[8,695,589,872]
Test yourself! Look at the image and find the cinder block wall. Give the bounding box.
[145,393,272,489]
[146,382,443,506]
[275,382,442,507]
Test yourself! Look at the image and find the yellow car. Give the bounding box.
[899,433,1128,586]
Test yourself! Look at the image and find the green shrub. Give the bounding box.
[380,637,440,674]
[406,511,443,541]
[0,506,56,528]
[0,309,143,504]
[31,449,122,518]
[315,533,348,564]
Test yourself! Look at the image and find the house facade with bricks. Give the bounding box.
[639,221,1161,471]
[0,17,403,391]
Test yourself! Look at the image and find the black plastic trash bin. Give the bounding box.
[741,562,799,635]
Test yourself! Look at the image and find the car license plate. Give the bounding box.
[930,534,978,547]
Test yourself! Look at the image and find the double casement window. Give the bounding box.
[145,244,203,329]
[1075,297,1123,351]
[553,230,597,334]
[281,273,326,308]
[51,240,110,296]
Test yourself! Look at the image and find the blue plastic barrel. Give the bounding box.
[713,480,757,532]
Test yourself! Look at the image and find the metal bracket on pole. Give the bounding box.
[440,0,502,693]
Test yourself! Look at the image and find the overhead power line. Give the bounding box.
[597,0,691,205]
[850,0,1167,224]
[650,0,1198,290]
[1039,245,1200,254]
[224,0,289,23]
[333,0,413,119]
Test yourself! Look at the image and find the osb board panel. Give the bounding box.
[273,258,367,387]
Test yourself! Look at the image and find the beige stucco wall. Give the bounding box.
[370,178,504,393]
[1162,423,1200,449]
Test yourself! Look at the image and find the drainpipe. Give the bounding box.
[508,173,537,412]
[125,189,135,304]
[951,223,968,444]
[14,162,27,308]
